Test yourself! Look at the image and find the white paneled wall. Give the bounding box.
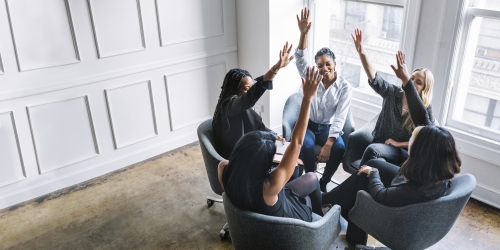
[0,0,237,209]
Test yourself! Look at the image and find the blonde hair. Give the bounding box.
[403,68,434,133]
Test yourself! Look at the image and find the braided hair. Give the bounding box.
[212,68,252,131]
[314,47,336,62]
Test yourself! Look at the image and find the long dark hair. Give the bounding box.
[212,68,252,131]
[222,131,276,210]
[400,125,461,183]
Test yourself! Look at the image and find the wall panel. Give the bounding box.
[105,81,157,149]
[156,0,224,46]
[88,0,145,58]
[27,96,99,173]
[0,112,25,187]
[165,62,225,131]
[6,0,79,71]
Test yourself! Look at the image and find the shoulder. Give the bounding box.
[336,76,352,91]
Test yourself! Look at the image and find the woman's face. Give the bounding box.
[238,76,254,96]
[408,126,423,155]
[411,70,426,95]
[315,55,336,79]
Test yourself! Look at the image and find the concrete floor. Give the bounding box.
[1,142,499,250]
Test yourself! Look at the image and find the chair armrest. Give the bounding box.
[342,115,378,173]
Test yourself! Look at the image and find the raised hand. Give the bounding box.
[390,50,410,85]
[276,41,295,69]
[296,7,311,34]
[351,28,364,54]
[302,66,322,100]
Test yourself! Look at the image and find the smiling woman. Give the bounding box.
[212,42,294,160]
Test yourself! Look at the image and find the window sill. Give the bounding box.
[446,126,500,166]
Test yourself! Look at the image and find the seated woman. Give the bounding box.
[323,125,461,245]
[295,8,353,192]
[218,67,324,221]
[322,49,461,246]
[352,28,435,166]
[212,42,294,159]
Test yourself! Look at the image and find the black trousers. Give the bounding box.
[322,159,400,245]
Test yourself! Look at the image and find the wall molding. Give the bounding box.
[472,182,500,209]
[155,0,225,46]
[0,52,4,74]
[26,95,100,174]
[164,61,226,131]
[0,130,198,209]
[0,45,237,102]
[0,111,26,188]
[5,0,81,72]
[104,80,158,149]
[87,0,146,58]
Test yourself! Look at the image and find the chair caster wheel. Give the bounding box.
[207,199,215,207]
[219,229,229,239]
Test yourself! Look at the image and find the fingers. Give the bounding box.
[287,43,293,54]
[391,64,397,74]
[301,77,305,87]
[317,74,323,84]
[307,8,310,20]
[301,8,304,20]
[296,14,300,23]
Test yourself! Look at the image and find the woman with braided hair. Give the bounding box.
[213,42,294,159]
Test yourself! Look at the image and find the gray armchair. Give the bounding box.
[197,118,229,238]
[342,114,378,174]
[348,173,476,250]
[222,193,342,250]
[282,91,355,173]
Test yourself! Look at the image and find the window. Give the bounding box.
[315,0,407,105]
[447,0,500,141]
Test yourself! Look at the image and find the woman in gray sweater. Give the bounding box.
[352,29,435,166]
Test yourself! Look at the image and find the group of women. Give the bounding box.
[211,7,461,246]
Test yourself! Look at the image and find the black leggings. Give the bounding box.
[285,172,323,216]
[321,159,400,245]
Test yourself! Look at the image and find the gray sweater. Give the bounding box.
[369,73,434,143]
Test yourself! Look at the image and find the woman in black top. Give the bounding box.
[322,51,461,246]
[352,29,435,166]
[218,67,324,221]
[213,42,294,159]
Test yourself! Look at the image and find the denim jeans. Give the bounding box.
[299,120,345,182]
[360,143,409,166]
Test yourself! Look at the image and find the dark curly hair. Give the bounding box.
[314,47,336,62]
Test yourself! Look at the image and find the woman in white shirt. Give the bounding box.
[294,8,352,192]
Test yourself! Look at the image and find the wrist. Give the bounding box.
[271,64,280,73]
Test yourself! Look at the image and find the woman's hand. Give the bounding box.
[276,135,286,145]
[385,138,400,147]
[302,66,322,100]
[390,51,410,85]
[317,144,331,163]
[297,7,311,35]
[351,28,364,54]
[274,41,295,70]
[358,165,373,175]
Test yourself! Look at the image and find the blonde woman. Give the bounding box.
[352,28,435,166]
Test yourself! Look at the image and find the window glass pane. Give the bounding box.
[451,17,500,133]
[492,118,500,130]
[472,0,500,11]
[329,0,403,99]
[342,63,361,87]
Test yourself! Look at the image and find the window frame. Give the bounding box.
[307,0,422,117]
[445,1,500,143]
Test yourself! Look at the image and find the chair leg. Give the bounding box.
[207,195,223,208]
[219,222,229,239]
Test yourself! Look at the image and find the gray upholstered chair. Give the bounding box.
[222,193,342,250]
[282,91,355,179]
[342,114,378,174]
[197,118,229,238]
[348,173,476,250]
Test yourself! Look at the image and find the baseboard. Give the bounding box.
[471,183,500,209]
[0,132,198,210]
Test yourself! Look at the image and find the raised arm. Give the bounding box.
[263,67,322,202]
[391,51,432,126]
[352,29,376,82]
[224,42,294,117]
[295,7,312,78]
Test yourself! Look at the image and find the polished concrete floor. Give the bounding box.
[1,142,500,250]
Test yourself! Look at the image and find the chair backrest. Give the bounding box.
[349,173,476,250]
[282,91,355,145]
[197,119,225,195]
[222,193,342,250]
